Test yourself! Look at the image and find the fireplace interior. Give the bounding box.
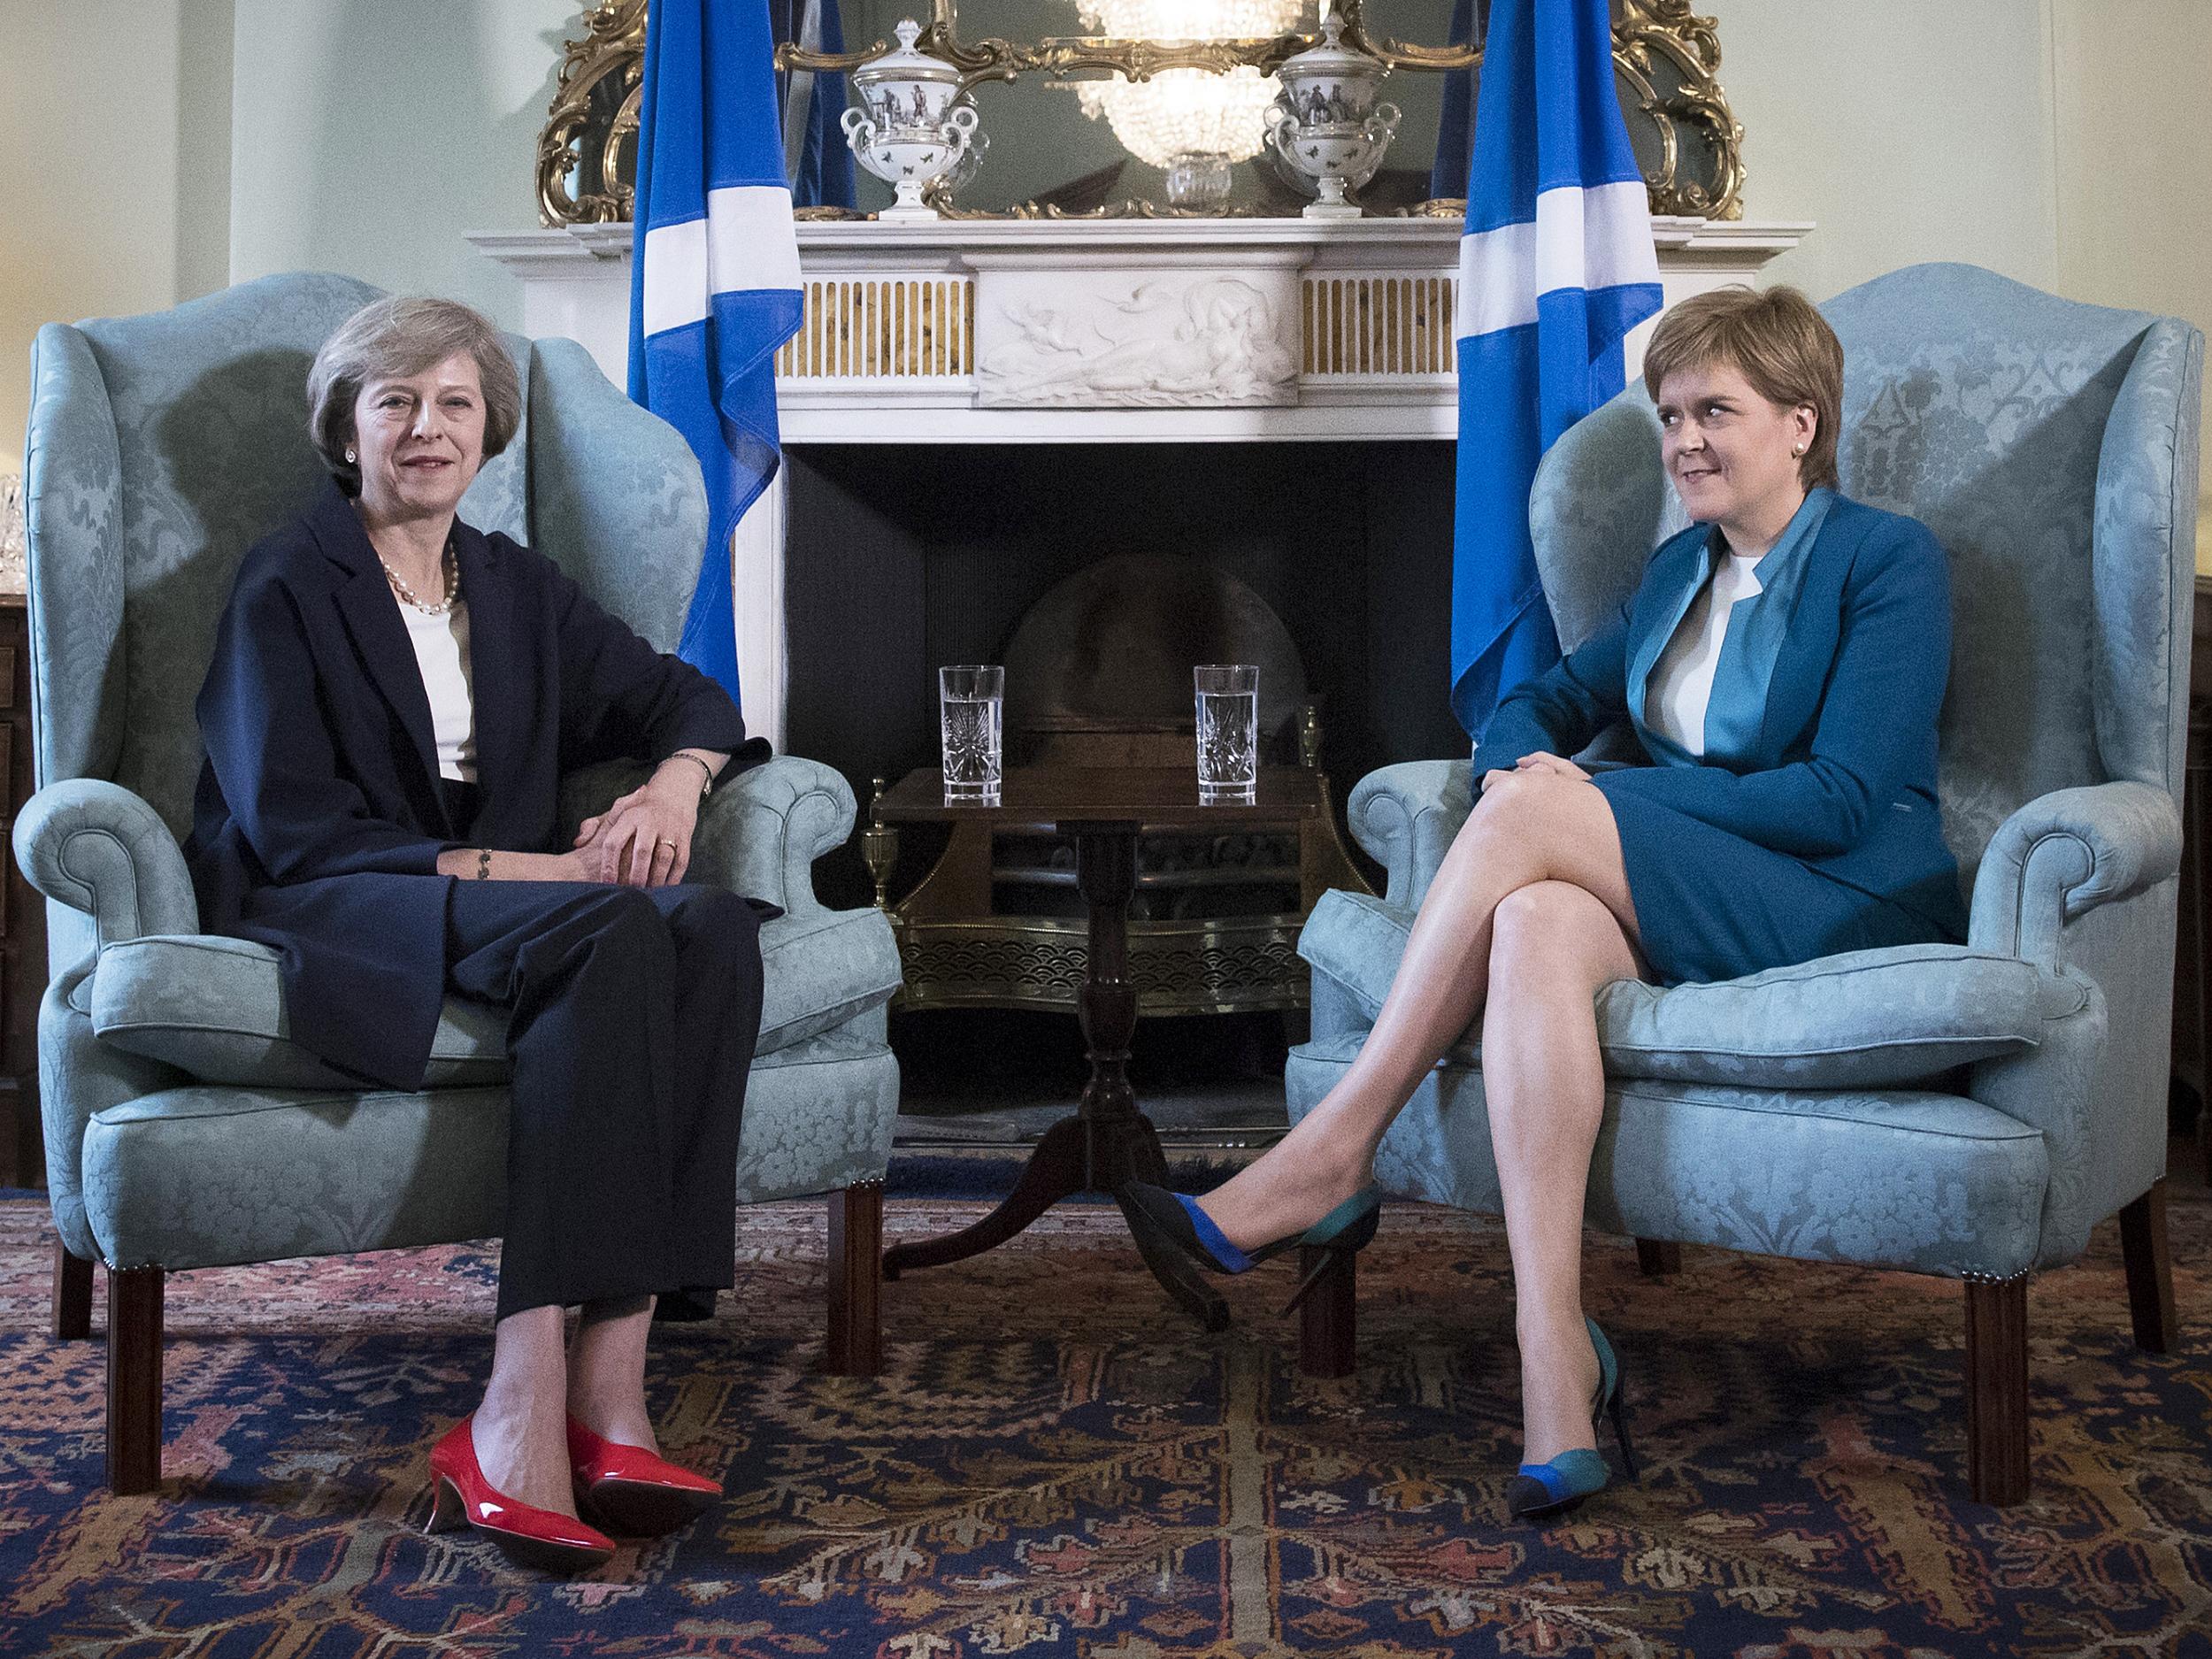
[783,439,1467,1130]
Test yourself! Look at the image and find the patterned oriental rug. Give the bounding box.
[1,1190,2208,1658]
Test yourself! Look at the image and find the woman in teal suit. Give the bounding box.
[1132,285,1965,1517]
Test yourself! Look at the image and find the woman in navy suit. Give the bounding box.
[1133,286,1965,1518]
[187,296,776,1571]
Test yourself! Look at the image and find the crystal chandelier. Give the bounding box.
[1071,0,1306,208]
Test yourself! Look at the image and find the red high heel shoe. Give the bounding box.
[425,1417,616,1573]
[566,1417,722,1537]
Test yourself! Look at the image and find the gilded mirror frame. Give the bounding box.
[536,0,1742,226]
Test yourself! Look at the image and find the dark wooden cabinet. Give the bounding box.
[0,595,46,1187]
[2172,579,2212,1146]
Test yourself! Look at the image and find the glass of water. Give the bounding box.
[940,664,1004,803]
[1194,664,1259,803]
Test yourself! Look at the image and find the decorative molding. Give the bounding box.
[775,277,976,379]
[470,214,1810,440]
[974,270,1299,408]
[893,921,1311,1018]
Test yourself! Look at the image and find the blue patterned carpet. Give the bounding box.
[1,1190,2208,1656]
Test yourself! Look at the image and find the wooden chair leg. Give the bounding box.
[107,1265,164,1495]
[53,1240,94,1340]
[2119,1179,2179,1354]
[1963,1272,2030,1506]
[1297,1244,1357,1378]
[1634,1239,1682,1277]
[826,1181,882,1378]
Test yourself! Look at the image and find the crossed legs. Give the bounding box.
[1195,768,1646,1462]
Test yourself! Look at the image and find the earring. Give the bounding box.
[344,447,357,464]
[1792,444,1805,457]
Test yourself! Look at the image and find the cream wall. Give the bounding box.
[10,0,2212,546]
[226,0,577,325]
[2048,0,2212,562]
[1723,0,2212,556]
[2,0,188,463]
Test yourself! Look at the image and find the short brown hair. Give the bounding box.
[306,296,521,495]
[1642,285,1844,492]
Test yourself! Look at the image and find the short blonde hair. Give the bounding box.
[1642,285,1844,492]
[306,296,521,495]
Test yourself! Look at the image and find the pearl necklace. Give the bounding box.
[379,536,460,616]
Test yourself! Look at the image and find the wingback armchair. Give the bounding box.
[16,273,904,1494]
[1286,264,2201,1505]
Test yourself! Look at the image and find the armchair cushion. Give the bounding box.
[1302,888,2055,1089]
[87,934,509,1089]
[87,906,902,1089]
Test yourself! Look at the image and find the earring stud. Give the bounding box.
[345,448,357,464]
[1792,444,1805,457]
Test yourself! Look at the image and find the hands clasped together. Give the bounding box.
[567,764,705,887]
[1481,749,1593,797]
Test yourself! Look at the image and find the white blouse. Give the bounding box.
[1646,550,1763,758]
[400,598,478,782]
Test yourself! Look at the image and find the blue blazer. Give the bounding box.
[185,483,767,1090]
[1471,490,1966,942]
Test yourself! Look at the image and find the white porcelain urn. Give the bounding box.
[1262,13,1401,220]
[841,19,984,221]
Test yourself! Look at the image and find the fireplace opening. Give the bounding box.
[782,439,1466,1137]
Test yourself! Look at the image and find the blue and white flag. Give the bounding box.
[775,0,858,211]
[628,0,803,704]
[1449,0,1662,740]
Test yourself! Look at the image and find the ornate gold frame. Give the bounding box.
[538,0,648,225]
[537,0,1742,226]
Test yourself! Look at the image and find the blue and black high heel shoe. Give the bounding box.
[1505,1317,1640,1521]
[1124,1180,1381,1314]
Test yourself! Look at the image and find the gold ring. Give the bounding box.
[656,838,677,849]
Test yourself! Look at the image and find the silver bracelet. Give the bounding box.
[668,751,716,797]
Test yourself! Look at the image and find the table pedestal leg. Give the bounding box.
[882,825,1228,1330]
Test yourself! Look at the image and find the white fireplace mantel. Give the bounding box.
[471,215,1809,443]
[468,213,1808,747]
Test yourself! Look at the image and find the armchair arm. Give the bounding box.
[12,779,200,945]
[559,754,856,917]
[1967,780,2181,970]
[1346,760,1473,910]
[690,756,855,918]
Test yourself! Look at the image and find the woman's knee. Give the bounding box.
[1489,881,1629,983]
[574,887,677,971]
[657,885,759,961]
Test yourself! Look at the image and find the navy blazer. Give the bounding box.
[185,483,767,1090]
[1471,491,1966,940]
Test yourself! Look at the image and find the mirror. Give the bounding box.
[536,0,1741,226]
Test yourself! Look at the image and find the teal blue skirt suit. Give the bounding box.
[1471,488,1967,984]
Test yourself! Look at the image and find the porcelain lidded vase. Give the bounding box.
[1262,12,1400,220]
[842,18,984,221]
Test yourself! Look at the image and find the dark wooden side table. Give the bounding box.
[0,593,45,1190]
[871,765,1341,1335]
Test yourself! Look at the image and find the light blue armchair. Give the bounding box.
[1286,264,2201,1505]
[16,273,904,1493]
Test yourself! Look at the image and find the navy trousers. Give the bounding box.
[442,880,774,1322]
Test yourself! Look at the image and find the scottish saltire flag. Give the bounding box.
[775,0,857,210]
[1429,0,1477,201]
[1449,0,1663,739]
[628,0,803,703]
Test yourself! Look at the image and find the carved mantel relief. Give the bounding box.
[975,271,1300,408]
